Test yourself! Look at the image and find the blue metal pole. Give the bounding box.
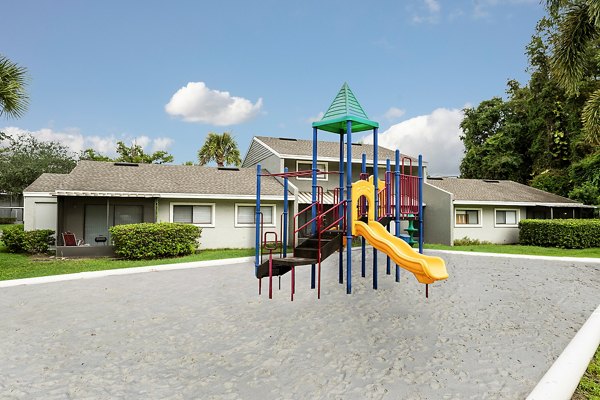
[311,127,317,289]
[386,158,391,275]
[283,166,288,258]
[361,153,366,278]
[418,154,424,254]
[255,164,261,272]
[346,120,353,294]
[373,127,378,290]
[339,131,345,284]
[395,150,401,282]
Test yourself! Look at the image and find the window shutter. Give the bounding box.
[193,205,212,224]
[238,206,255,224]
[173,205,192,223]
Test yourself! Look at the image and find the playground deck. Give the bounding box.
[1,252,598,399]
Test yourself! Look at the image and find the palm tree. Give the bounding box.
[197,132,242,167]
[0,55,29,119]
[548,0,600,145]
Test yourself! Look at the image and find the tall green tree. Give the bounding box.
[547,0,600,145]
[0,132,76,196]
[79,141,174,164]
[197,132,241,167]
[0,55,29,119]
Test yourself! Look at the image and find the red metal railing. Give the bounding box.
[401,157,419,216]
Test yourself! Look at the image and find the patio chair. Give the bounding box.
[62,231,83,246]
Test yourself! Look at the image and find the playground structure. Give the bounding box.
[254,83,448,300]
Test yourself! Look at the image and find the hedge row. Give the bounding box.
[109,222,201,260]
[2,224,55,254]
[519,219,600,249]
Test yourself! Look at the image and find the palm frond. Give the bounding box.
[551,2,599,95]
[0,55,29,119]
[581,88,600,146]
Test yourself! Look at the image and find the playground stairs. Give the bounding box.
[255,230,343,279]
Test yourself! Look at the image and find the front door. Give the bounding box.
[84,205,109,245]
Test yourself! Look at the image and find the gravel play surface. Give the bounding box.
[1,250,599,399]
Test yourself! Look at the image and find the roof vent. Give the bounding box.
[352,142,363,146]
[483,179,500,183]
[279,137,297,141]
[428,177,444,180]
[217,167,240,171]
[113,162,139,167]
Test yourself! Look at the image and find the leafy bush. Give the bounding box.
[110,222,201,260]
[1,225,54,253]
[23,229,54,253]
[0,217,16,224]
[2,224,25,252]
[569,182,600,206]
[453,236,492,246]
[519,219,600,249]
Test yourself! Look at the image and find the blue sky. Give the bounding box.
[2,0,545,175]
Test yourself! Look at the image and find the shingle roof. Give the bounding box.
[427,178,584,205]
[25,161,287,197]
[253,136,415,164]
[24,173,68,192]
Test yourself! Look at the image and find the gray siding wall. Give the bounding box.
[423,183,453,245]
[283,158,388,193]
[452,205,526,244]
[157,198,287,249]
[24,195,57,231]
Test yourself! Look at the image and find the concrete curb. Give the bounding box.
[0,256,255,288]
[426,249,600,264]
[527,304,600,400]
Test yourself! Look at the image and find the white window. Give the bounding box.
[170,203,215,227]
[455,209,482,227]
[235,204,275,227]
[495,209,519,227]
[296,161,328,181]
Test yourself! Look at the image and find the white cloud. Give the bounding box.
[424,0,440,13]
[361,108,464,176]
[383,107,406,121]
[165,81,263,126]
[413,0,441,24]
[306,111,324,123]
[1,126,173,158]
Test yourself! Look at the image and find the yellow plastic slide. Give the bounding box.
[354,220,448,284]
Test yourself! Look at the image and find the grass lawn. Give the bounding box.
[425,243,600,258]
[573,346,600,400]
[0,246,256,281]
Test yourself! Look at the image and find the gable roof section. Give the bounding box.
[24,173,68,193]
[247,136,417,166]
[427,178,588,206]
[24,161,288,199]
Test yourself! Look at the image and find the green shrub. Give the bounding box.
[519,219,600,249]
[110,222,202,260]
[453,236,492,246]
[0,217,16,224]
[1,225,53,253]
[2,224,25,252]
[23,229,54,254]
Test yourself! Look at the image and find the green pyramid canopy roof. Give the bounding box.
[312,82,379,134]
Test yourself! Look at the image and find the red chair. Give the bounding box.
[62,232,83,246]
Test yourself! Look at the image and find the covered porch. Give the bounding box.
[55,193,158,258]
